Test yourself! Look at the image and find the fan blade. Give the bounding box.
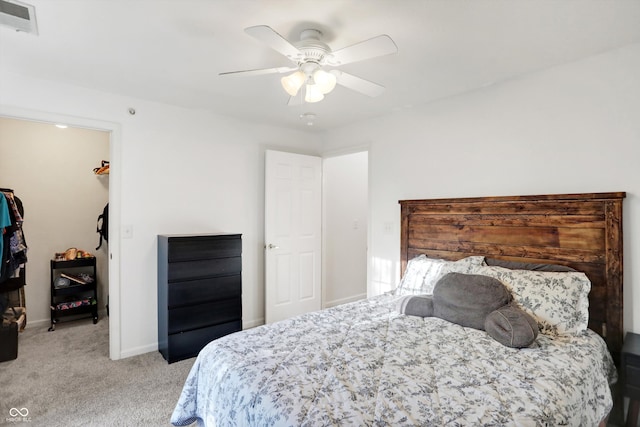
[331,70,385,97]
[219,66,297,77]
[328,35,398,66]
[245,25,304,61]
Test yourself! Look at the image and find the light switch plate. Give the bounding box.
[122,225,133,239]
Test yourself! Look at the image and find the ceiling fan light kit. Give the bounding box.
[221,25,398,104]
[281,71,306,96]
[282,68,337,102]
[304,83,324,103]
[312,69,337,94]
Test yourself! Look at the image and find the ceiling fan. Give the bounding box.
[220,25,398,104]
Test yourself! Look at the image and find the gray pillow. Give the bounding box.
[433,273,512,330]
[485,304,539,348]
[397,295,434,317]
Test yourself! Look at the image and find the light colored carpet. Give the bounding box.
[0,317,196,426]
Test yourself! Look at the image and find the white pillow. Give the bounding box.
[472,265,591,336]
[395,255,485,296]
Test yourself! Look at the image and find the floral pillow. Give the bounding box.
[472,265,591,336]
[395,255,485,296]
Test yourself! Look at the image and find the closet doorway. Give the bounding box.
[0,116,112,350]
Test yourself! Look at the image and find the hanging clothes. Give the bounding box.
[0,193,11,275]
[0,188,27,285]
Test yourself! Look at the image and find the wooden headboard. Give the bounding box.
[399,192,625,361]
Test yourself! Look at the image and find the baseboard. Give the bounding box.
[243,317,265,329]
[241,300,365,328]
[22,317,49,328]
[323,293,367,309]
[120,343,158,359]
[21,309,108,330]
[119,317,265,359]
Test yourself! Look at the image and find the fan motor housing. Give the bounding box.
[294,29,332,66]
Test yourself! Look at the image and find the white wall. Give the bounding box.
[0,117,109,324]
[323,43,640,335]
[0,70,323,358]
[322,151,368,307]
[3,40,639,357]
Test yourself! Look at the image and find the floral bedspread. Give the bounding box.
[171,295,616,427]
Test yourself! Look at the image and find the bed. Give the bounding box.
[171,192,625,427]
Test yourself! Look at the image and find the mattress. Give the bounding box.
[171,294,616,426]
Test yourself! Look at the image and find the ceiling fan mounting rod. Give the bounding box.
[299,28,322,41]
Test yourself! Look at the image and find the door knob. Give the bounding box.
[267,243,279,249]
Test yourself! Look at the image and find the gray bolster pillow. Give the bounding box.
[433,273,512,331]
[397,295,434,317]
[485,304,539,348]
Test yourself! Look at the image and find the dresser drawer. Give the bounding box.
[168,297,241,334]
[168,257,241,282]
[167,235,241,262]
[626,363,640,388]
[626,351,640,367]
[625,382,640,400]
[167,320,242,362]
[168,275,241,308]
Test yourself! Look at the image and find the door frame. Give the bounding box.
[0,105,123,360]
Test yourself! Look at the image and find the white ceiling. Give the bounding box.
[2,0,640,132]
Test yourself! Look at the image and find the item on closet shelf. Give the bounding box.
[77,273,93,282]
[59,272,93,285]
[59,248,94,261]
[55,298,92,311]
[54,277,71,288]
[64,248,77,260]
[76,250,94,258]
[93,160,110,175]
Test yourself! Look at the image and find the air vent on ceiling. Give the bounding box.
[0,0,37,35]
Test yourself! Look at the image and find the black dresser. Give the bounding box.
[622,332,640,427]
[158,233,242,363]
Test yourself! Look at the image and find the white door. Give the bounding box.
[265,150,322,324]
